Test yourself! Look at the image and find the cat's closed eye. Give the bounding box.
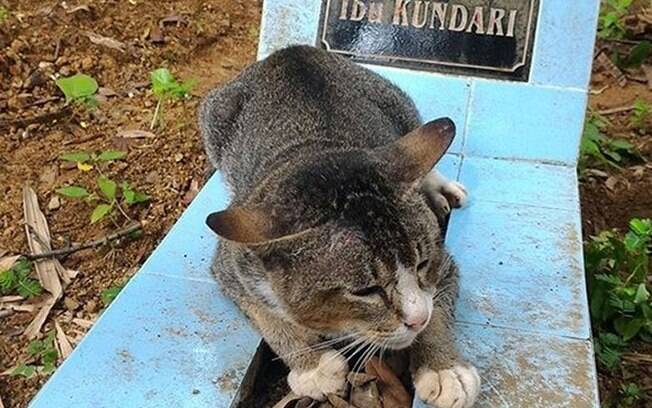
[350,285,385,297]
[416,259,429,271]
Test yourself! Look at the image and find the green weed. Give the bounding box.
[586,219,652,369]
[0,6,9,24]
[11,331,58,378]
[0,258,42,298]
[631,99,651,130]
[56,150,149,224]
[599,0,634,40]
[149,68,196,129]
[619,382,643,407]
[580,114,639,173]
[101,284,125,307]
[55,74,99,107]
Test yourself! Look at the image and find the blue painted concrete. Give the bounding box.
[531,0,601,90]
[447,199,589,339]
[138,173,229,282]
[415,324,599,408]
[257,0,321,60]
[30,272,260,408]
[364,65,472,154]
[463,80,588,164]
[458,156,579,211]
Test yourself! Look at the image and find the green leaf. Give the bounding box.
[97,176,117,201]
[96,150,126,162]
[56,186,89,199]
[27,339,44,356]
[634,284,650,304]
[0,270,17,293]
[615,318,645,341]
[11,364,36,378]
[150,68,195,99]
[625,41,652,67]
[16,278,42,298]
[59,151,91,163]
[90,204,113,224]
[122,182,150,205]
[55,74,98,103]
[101,285,124,306]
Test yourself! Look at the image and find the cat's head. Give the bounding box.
[207,118,456,350]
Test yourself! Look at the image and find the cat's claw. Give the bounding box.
[441,181,467,208]
[414,364,481,408]
[287,351,348,401]
[422,172,468,217]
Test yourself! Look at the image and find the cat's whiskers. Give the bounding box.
[273,332,361,361]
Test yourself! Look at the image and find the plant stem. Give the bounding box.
[150,98,162,130]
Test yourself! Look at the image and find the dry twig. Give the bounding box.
[25,223,142,261]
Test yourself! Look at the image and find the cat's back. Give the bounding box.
[200,46,419,194]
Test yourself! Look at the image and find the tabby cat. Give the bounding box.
[199,45,480,408]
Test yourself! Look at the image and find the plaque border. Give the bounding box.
[319,0,539,75]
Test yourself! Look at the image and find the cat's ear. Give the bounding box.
[206,207,272,244]
[206,207,310,245]
[372,117,455,183]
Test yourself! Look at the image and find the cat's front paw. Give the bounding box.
[287,350,348,400]
[414,364,481,408]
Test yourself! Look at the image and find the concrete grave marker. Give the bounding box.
[320,0,539,80]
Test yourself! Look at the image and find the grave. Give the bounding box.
[30,1,601,407]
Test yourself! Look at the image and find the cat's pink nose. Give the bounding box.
[403,315,428,331]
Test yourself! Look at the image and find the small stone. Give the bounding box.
[64,297,80,311]
[192,389,200,395]
[81,56,94,71]
[174,153,184,162]
[145,170,160,184]
[59,66,71,76]
[47,196,61,210]
[84,300,98,314]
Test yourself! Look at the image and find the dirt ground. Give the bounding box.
[0,1,261,407]
[0,1,651,407]
[583,42,652,407]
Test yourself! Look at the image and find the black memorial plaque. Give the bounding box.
[319,0,540,81]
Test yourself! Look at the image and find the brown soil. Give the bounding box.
[583,42,652,405]
[0,1,261,407]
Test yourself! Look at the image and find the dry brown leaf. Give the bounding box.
[272,392,303,408]
[67,5,91,14]
[54,319,74,358]
[7,303,38,313]
[350,381,382,408]
[643,65,652,90]
[596,52,627,87]
[159,15,189,26]
[605,176,619,192]
[327,394,356,408]
[117,129,156,139]
[182,179,200,205]
[0,296,24,303]
[0,255,20,271]
[23,186,64,338]
[365,358,411,408]
[98,87,118,97]
[84,31,126,52]
[150,26,164,43]
[72,318,94,329]
[347,372,376,387]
